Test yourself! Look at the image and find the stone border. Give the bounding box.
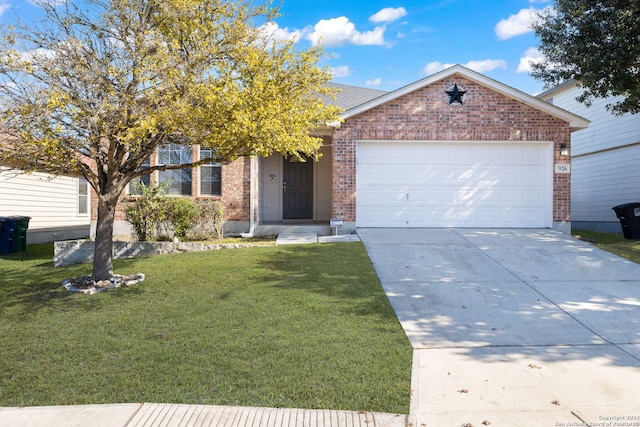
[63,273,146,294]
[54,240,258,267]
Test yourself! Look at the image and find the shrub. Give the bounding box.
[125,182,169,241]
[187,200,224,240]
[125,182,223,241]
[164,198,199,239]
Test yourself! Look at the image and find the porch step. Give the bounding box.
[275,233,362,245]
[276,233,318,245]
[254,224,332,236]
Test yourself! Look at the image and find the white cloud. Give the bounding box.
[0,2,10,17]
[495,8,539,40]
[365,78,382,86]
[465,59,507,73]
[28,0,66,6]
[330,65,351,78]
[422,61,454,75]
[306,16,385,47]
[422,59,506,75]
[259,22,305,43]
[369,7,408,23]
[21,47,57,63]
[517,47,544,73]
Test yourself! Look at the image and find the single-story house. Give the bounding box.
[97,65,590,237]
[0,167,91,243]
[538,80,640,234]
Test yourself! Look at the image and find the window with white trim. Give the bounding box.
[78,178,89,215]
[199,148,222,196]
[158,144,192,196]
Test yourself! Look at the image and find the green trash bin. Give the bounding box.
[10,216,30,252]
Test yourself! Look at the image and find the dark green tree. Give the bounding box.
[531,0,640,115]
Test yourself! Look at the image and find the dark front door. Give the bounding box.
[283,157,313,219]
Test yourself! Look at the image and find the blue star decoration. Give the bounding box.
[446,84,466,105]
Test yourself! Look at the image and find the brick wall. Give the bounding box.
[90,156,251,223]
[332,74,571,223]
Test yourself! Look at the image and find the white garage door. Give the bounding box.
[356,141,553,228]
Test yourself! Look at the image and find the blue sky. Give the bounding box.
[0,0,553,95]
[267,0,553,95]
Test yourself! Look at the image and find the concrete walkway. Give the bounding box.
[0,404,406,427]
[275,233,361,245]
[358,228,640,427]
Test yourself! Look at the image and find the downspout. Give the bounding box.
[241,156,256,238]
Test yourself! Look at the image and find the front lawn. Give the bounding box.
[0,242,412,413]
[573,229,640,264]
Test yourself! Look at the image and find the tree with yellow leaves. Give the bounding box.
[0,0,340,281]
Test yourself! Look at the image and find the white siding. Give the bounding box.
[544,85,640,230]
[0,168,90,240]
[572,145,640,222]
[549,86,640,156]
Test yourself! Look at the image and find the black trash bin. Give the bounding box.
[612,203,640,239]
[11,216,31,252]
[0,217,17,255]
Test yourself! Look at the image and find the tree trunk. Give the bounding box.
[93,193,118,281]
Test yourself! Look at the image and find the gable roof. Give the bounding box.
[536,79,579,100]
[340,65,590,131]
[322,83,388,111]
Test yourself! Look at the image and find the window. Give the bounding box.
[199,148,222,196]
[78,178,89,215]
[158,144,192,196]
[124,145,221,197]
[129,156,151,195]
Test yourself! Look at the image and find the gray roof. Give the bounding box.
[535,79,578,100]
[321,83,388,111]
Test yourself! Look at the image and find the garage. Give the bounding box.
[356,140,553,228]
[330,65,590,234]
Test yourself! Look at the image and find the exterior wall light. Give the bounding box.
[560,144,569,157]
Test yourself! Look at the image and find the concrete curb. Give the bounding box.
[0,404,408,427]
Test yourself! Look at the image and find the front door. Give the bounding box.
[283,156,313,219]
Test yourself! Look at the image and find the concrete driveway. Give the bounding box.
[358,228,640,427]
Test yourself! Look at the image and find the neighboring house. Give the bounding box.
[0,167,90,243]
[538,80,640,234]
[101,65,589,237]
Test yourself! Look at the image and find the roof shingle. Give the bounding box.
[321,83,388,111]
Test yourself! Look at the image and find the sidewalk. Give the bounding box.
[275,233,361,245]
[0,403,408,427]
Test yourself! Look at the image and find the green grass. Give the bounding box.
[0,242,412,413]
[573,229,640,264]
